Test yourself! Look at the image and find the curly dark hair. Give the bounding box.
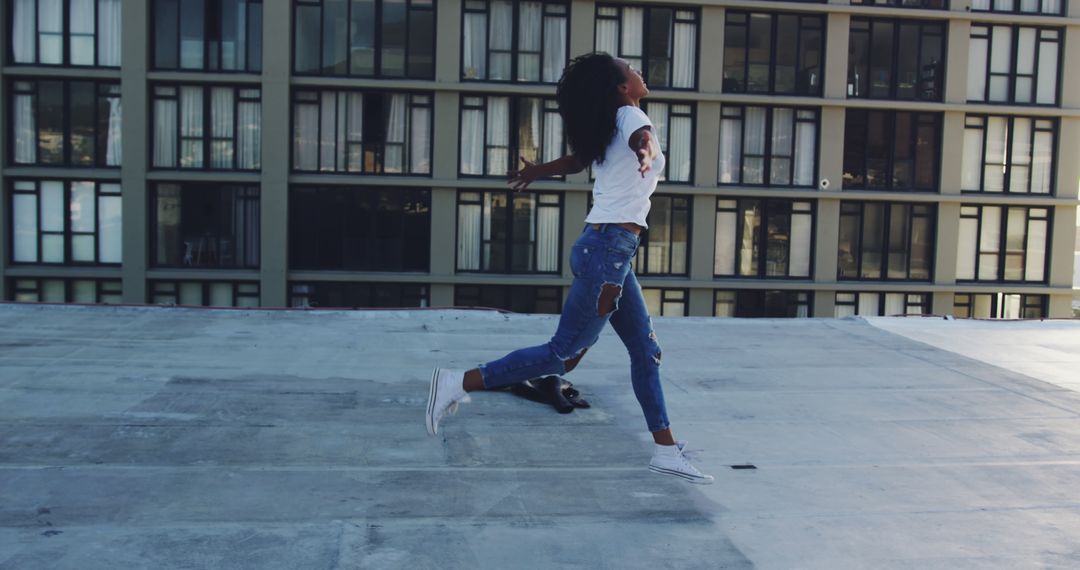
[555,52,626,166]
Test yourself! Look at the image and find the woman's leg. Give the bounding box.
[607,269,670,438]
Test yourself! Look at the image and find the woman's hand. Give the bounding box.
[508,156,542,192]
[632,129,658,178]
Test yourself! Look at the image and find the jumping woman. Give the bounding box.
[426,53,713,484]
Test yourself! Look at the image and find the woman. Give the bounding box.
[426,53,712,484]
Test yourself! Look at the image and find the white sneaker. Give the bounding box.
[426,368,471,436]
[649,443,714,485]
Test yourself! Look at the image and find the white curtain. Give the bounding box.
[293,102,319,170]
[39,0,64,64]
[70,181,96,262]
[770,108,794,185]
[235,192,259,267]
[460,107,485,175]
[713,208,736,275]
[180,86,204,167]
[105,88,122,166]
[41,181,64,263]
[319,92,338,171]
[542,14,566,82]
[1014,28,1036,103]
[978,206,1002,280]
[98,0,122,66]
[967,30,988,101]
[673,21,696,89]
[790,210,812,277]
[346,92,364,171]
[489,1,513,80]
[743,107,767,184]
[1036,35,1058,105]
[542,106,562,163]
[13,192,38,262]
[211,88,235,168]
[463,12,487,79]
[983,117,1007,192]
[98,185,122,263]
[738,204,757,276]
[237,92,260,170]
[518,2,542,81]
[670,115,691,182]
[718,114,741,184]
[989,27,1011,101]
[486,97,510,175]
[1025,216,1047,281]
[537,202,559,272]
[961,120,984,191]
[410,105,430,174]
[621,7,644,63]
[457,201,482,270]
[13,0,36,63]
[858,294,880,317]
[519,98,541,160]
[70,0,95,65]
[794,116,815,186]
[595,17,618,55]
[1031,129,1052,194]
[386,94,407,173]
[957,214,978,280]
[14,93,37,164]
[1009,118,1032,193]
[153,97,177,167]
[971,0,991,8]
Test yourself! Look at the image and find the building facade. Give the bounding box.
[2,0,1079,318]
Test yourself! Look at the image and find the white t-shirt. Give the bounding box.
[584,105,666,229]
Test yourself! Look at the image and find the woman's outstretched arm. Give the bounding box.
[508,155,585,192]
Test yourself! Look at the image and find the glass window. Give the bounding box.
[843,110,941,191]
[643,288,688,316]
[462,1,568,83]
[850,0,948,9]
[7,277,122,303]
[834,292,930,317]
[636,195,689,276]
[152,0,262,71]
[838,201,935,281]
[723,11,824,96]
[595,4,698,90]
[290,282,429,308]
[289,186,430,271]
[10,79,122,167]
[9,0,121,66]
[715,199,814,278]
[151,183,260,268]
[643,101,693,183]
[968,24,1061,106]
[293,0,434,78]
[9,180,122,265]
[718,106,818,187]
[460,95,564,177]
[292,90,431,174]
[456,191,561,274]
[957,205,1049,282]
[455,285,562,314]
[953,292,1046,319]
[150,280,260,307]
[971,0,1064,15]
[848,18,945,102]
[714,290,811,318]
[962,116,1055,194]
[152,84,261,170]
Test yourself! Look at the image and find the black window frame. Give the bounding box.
[850,0,948,8]
[8,77,122,168]
[957,204,1051,283]
[288,185,431,272]
[962,115,1057,194]
[291,0,436,79]
[454,284,563,314]
[7,276,123,303]
[8,178,122,266]
[148,279,261,307]
[643,100,695,184]
[718,105,821,188]
[714,289,812,318]
[636,194,690,277]
[722,10,825,96]
[843,109,942,192]
[953,292,1047,319]
[642,287,689,316]
[455,190,563,275]
[968,23,1063,107]
[834,291,931,317]
[838,201,936,282]
[714,198,816,279]
[6,0,122,68]
[847,17,946,102]
[289,281,430,309]
[149,182,262,270]
[970,0,1066,15]
[151,0,264,72]
[594,3,700,91]
[460,0,570,84]
[458,93,564,179]
[150,83,263,172]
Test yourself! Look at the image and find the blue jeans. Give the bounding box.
[479,223,670,433]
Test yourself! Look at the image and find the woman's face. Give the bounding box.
[616,58,649,100]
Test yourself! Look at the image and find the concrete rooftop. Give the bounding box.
[1,304,1080,569]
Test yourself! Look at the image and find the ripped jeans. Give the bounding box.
[478,223,670,432]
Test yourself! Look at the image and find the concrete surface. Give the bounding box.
[1,304,1080,569]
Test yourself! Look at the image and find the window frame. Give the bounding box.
[834,291,931,317]
[843,109,942,192]
[847,17,946,102]
[718,105,821,188]
[289,87,434,176]
[454,284,563,314]
[7,277,123,303]
[714,289,812,318]
[850,0,949,9]
[838,201,936,282]
[636,194,691,277]
[8,77,122,168]
[642,287,689,316]
[150,83,262,172]
[643,100,695,184]
[714,198,816,279]
[291,0,436,79]
[968,23,1063,107]
[150,0,263,72]
[953,292,1047,319]
[148,279,261,307]
[455,190,563,275]
[8,178,122,266]
[722,10,826,97]
[594,3,700,91]
[149,182,262,270]
[460,0,570,84]
[961,115,1057,194]
[970,0,1066,16]
[289,281,430,309]
[957,204,1050,283]
[6,0,122,68]
[458,93,564,179]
